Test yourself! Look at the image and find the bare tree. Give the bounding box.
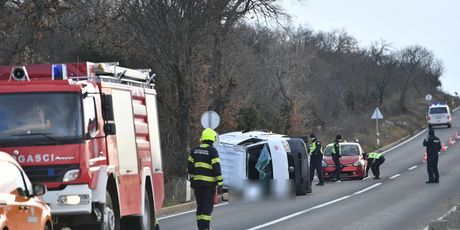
[370,41,395,104]
[396,45,433,112]
[206,0,286,114]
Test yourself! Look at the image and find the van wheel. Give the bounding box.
[447,123,451,128]
[428,124,433,129]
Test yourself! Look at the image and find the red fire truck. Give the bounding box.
[0,62,164,230]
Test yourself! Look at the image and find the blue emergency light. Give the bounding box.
[52,64,67,80]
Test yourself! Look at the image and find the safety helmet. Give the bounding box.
[201,128,217,142]
[336,134,342,140]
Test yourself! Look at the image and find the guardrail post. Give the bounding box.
[428,220,447,230]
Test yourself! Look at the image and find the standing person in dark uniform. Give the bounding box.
[309,133,324,186]
[423,128,442,183]
[188,128,224,230]
[331,135,342,182]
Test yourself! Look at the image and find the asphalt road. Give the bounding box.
[159,108,460,230]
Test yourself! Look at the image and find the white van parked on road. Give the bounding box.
[427,103,452,128]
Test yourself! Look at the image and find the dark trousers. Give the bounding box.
[310,156,324,184]
[366,159,374,176]
[371,157,385,177]
[427,156,439,182]
[194,186,215,230]
[332,156,341,180]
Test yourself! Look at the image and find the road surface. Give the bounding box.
[159,108,460,230]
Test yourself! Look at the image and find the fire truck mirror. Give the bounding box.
[101,94,114,121]
[32,184,46,196]
[104,123,116,135]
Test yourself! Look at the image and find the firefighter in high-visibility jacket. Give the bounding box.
[188,128,223,230]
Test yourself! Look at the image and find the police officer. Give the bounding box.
[331,135,342,182]
[308,133,324,186]
[423,128,441,183]
[367,152,385,179]
[188,128,224,230]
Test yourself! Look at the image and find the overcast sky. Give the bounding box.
[281,0,459,95]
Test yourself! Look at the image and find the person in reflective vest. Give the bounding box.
[423,128,441,183]
[187,128,223,230]
[331,135,342,182]
[308,133,324,186]
[366,152,385,179]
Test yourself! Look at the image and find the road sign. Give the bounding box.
[425,94,432,101]
[200,110,220,129]
[371,107,383,147]
[371,107,383,120]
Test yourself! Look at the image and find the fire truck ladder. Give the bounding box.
[93,62,156,88]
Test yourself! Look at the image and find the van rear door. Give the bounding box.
[215,142,246,190]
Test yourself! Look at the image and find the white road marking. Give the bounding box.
[246,195,352,230]
[408,166,418,170]
[157,202,228,220]
[390,174,401,179]
[353,183,382,195]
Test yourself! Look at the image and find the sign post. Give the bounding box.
[198,111,221,203]
[371,107,384,147]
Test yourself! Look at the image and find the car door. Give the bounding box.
[11,164,40,229]
[0,161,29,229]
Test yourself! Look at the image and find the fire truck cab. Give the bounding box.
[0,62,164,230]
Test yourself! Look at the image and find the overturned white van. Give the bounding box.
[215,131,311,197]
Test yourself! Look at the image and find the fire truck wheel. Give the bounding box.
[141,190,153,230]
[128,189,155,230]
[104,190,120,230]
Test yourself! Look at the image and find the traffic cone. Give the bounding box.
[214,187,218,204]
[449,137,455,145]
[455,131,459,141]
[441,142,447,152]
[423,151,427,163]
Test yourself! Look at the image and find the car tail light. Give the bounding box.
[427,115,431,121]
[448,114,451,120]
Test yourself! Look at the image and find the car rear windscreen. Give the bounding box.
[429,107,448,114]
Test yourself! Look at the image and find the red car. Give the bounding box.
[322,142,368,180]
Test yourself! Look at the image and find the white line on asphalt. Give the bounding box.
[353,183,382,195]
[157,202,228,220]
[408,165,418,170]
[423,205,458,230]
[246,195,352,230]
[390,174,401,179]
[381,128,427,155]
